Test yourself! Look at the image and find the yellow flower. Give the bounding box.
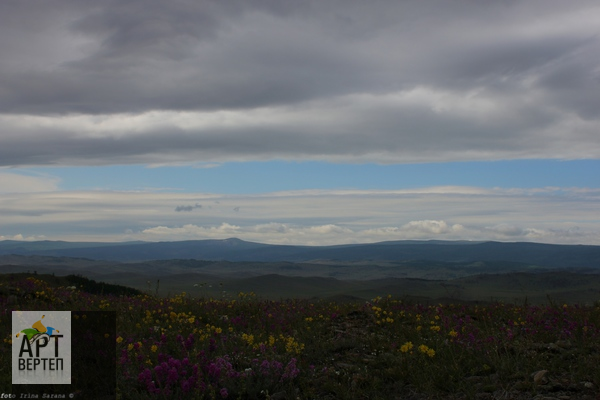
[116,336,123,344]
[151,345,158,353]
[242,333,254,345]
[400,342,413,353]
[417,344,435,357]
[127,343,134,351]
[448,330,458,338]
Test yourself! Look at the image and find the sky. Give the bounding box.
[0,0,599,245]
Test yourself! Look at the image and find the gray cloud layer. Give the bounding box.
[1,0,599,165]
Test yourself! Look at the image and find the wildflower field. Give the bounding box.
[1,274,600,399]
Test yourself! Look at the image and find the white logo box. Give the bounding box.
[12,311,72,385]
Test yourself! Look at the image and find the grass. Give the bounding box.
[1,273,600,399]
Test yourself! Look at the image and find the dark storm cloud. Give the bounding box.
[0,0,599,165]
[175,203,202,212]
[0,94,587,166]
[0,0,356,113]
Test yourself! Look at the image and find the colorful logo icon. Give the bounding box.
[16,314,60,344]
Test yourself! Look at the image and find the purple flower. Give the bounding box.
[138,368,152,384]
[208,362,221,380]
[167,367,179,385]
[138,368,160,395]
[271,360,283,373]
[259,360,268,375]
[282,358,300,380]
[168,357,182,371]
[184,333,195,350]
[220,388,229,398]
[181,379,190,393]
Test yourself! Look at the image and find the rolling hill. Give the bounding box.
[2,238,599,304]
[1,238,599,268]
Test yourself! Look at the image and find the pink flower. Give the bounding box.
[220,387,228,398]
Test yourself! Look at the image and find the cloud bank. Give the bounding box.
[1,0,599,166]
[0,172,60,193]
[1,187,598,245]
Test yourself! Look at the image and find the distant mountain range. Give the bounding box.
[2,238,600,303]
[1,238,599,269]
